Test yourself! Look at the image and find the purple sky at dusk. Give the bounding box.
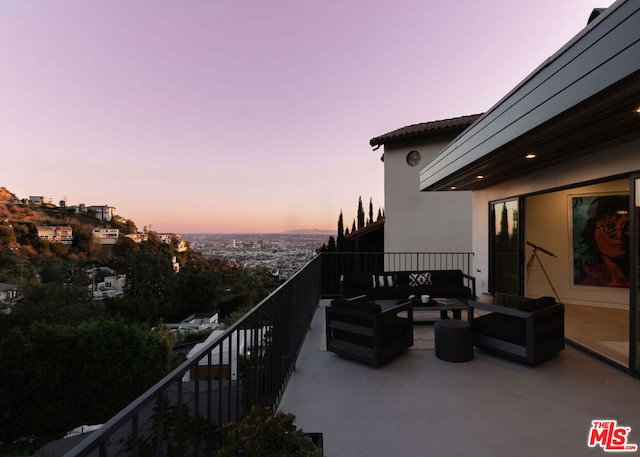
[0,0,611,234]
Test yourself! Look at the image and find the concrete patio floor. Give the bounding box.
[278,300,640,457]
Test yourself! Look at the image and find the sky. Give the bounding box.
[0,0,613,234]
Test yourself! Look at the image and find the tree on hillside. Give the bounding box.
[357,197,365,230]
[112,244,176,320]
[337,210,345,252]
[0,223,16,248]
[8,282,101,330]
[171,268,221,319]
[327,235,336,252]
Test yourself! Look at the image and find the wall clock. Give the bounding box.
[406,150,421,166]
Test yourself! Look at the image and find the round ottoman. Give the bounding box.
[434,319,473,362]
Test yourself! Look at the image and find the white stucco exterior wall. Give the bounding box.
[383,137,473,254]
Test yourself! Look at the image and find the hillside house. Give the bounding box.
[0,282,19,302]
[88,205,115,222]
[90,274,126,300]
[125,232,149,243]
[92,228,119,245]
[36,226,73,245]
[29,196,52,205]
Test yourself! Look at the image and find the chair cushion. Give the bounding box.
[430,270,463,286]
[473,313,526,346]
[331,298,381,313]
[516,296,555,312]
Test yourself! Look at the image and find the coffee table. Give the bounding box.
[376,298,470,323]
[408,298,470,324]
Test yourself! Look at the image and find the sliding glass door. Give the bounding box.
[489,198,522,295]
[631,176,640,376]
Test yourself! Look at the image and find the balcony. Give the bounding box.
[279,300,640,456]
[60,253,640,457]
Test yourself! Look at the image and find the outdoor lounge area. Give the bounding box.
[57,254,640,457]
[278,299,640,457]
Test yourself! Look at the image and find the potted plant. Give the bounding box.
[218,405,323,457]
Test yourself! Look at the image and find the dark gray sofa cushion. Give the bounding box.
[340,270,472,300]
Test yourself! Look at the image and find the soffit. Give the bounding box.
[426,71,640,191]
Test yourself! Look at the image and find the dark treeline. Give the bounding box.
[318,196,384,252]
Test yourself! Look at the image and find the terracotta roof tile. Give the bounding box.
[369,113,483,147]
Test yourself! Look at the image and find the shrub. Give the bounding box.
[0,319,171,442]
[218,406,323,457]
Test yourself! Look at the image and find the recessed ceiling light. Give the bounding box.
[525,153,536,159]
[450,186,457,190]
[476,175,484,179]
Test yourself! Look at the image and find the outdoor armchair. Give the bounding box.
[469,293,565,365]
[325,296,413,366]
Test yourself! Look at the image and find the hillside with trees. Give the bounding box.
[0,187,282,454]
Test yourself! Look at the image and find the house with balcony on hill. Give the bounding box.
[88,205,115,222]
[125,232,149,243]
[0,282,19,314]
[29,195,52,205]
[36,225,73,245]
[92,228,119,245]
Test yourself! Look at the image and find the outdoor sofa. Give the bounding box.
[339,270,476,301]
[325,295,414,366]
[469,293,565,365]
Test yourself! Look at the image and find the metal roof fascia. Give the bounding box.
[419,0,638,190]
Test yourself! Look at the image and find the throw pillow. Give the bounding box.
[409,272,432,287]
[372,274,398,288]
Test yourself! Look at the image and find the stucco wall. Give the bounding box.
[472,139,640,303]
[384,138,473,254]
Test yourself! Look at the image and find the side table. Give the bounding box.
[434,319,474,362]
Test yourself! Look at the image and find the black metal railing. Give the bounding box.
[66,251,473,456]
[66,255,322,457]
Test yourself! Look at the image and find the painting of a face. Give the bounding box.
[594,213,629,259]
[573,194,630,288]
